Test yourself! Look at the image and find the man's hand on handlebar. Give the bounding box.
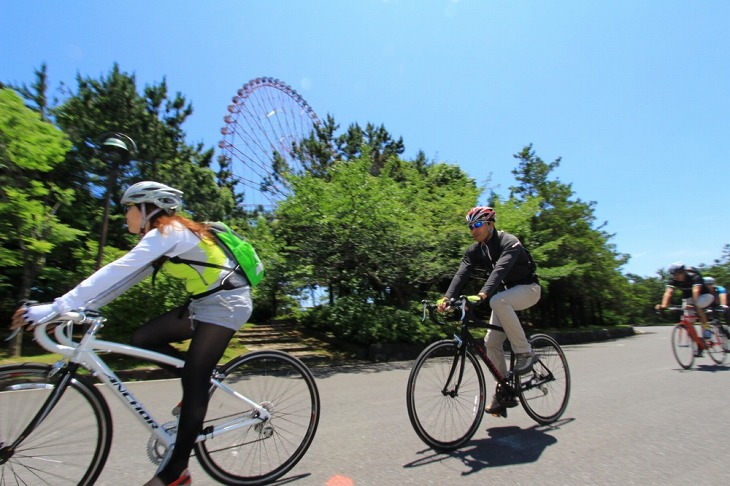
[437,293,489,313]
[436,297,451,313]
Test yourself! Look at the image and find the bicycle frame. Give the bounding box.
[27,312,271,450]
[425,301,515,395]
[670,307,707,350]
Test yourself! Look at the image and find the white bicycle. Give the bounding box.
[0,310,320,485]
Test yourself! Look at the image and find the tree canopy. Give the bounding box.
[2,64,727,354]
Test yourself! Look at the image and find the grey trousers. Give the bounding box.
[485,282,541,378]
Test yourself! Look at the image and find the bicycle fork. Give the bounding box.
[441,337,468,398]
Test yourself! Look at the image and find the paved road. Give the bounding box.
[95,326,730,485]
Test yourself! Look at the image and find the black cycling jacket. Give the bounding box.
[667,267,710,298]
[445,230,538,299]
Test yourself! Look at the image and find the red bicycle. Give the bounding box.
[667,306,727,369]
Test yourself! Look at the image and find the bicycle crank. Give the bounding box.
[146,420,177,465]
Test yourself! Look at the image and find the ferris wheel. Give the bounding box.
[218,77,322,208]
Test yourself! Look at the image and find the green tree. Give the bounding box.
[53,64,234,255]
[509,144,630,327]
[7,63,52,121]
[274,151,478,342]
[0,88,83,355]
[2,64,237,347]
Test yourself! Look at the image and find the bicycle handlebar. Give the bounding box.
[5,309,107,355]
[421,296,471,326]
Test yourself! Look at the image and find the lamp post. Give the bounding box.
[94,132,137,269]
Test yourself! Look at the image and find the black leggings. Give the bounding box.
[131,306,236,482]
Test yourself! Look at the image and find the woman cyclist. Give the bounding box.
[437,206,541,416]
[11,181,252,486]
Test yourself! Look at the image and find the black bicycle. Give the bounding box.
[406,296,570,451]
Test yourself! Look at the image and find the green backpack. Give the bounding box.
[170,222,265,287]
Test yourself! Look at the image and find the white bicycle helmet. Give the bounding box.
[668,262,685,275]
[121,181,183,213]
[704,276,716,285]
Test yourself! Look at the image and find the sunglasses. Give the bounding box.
[468,221,489,230]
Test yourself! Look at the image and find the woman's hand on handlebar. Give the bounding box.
[10,307,27,330]
[9,302,58,330]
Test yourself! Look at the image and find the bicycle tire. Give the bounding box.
[671,324,695,369]
[721,324,730,353]
[406,340,486,451]
[0,363,112,486]
[195,350,320,485]
[705,325,727,364]
[516,334,571,425]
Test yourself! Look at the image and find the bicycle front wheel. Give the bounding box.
[516,334,571,425]
[706,325,727,364]
[406,340,486,451]
[195,350,320,485]
[0,363,112,486]
[671,324,695,369]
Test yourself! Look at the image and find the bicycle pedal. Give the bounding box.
[489,409,507,418]
[485,405,508,418]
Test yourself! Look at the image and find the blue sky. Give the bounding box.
[2,0,729,278]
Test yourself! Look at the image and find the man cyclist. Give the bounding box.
[656,262,714,342]
[437,206,540,416]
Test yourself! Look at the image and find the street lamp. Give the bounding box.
[93,132,137,269]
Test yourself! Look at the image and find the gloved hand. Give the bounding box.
[436,297,451,313]
[10,302,58,330]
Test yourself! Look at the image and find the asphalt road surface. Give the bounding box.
[94,325,730,485]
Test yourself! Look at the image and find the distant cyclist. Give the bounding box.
[437,206,540,416]
[656,262,714,331]
[704,276,728,320]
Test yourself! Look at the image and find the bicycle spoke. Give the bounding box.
[406,341,486,451]
[517,334,570,425]
[195,350,319,485]
[0,364,112,486]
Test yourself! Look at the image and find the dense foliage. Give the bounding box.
[2,64,728,355]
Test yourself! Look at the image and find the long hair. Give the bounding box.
[144,203,213,241]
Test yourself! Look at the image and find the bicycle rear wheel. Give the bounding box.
[195,350,320,485]
[705,325,727,364]
[516,334,570,425]
[406,340,486,451]
[0,363,112,486]
[671,324,695,369]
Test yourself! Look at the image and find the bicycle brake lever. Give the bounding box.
[4,328,21,342]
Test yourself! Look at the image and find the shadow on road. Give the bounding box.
[309,360,414,378]
[403,417,574,476]
[677,363,730,373]
[270,472,312,485]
